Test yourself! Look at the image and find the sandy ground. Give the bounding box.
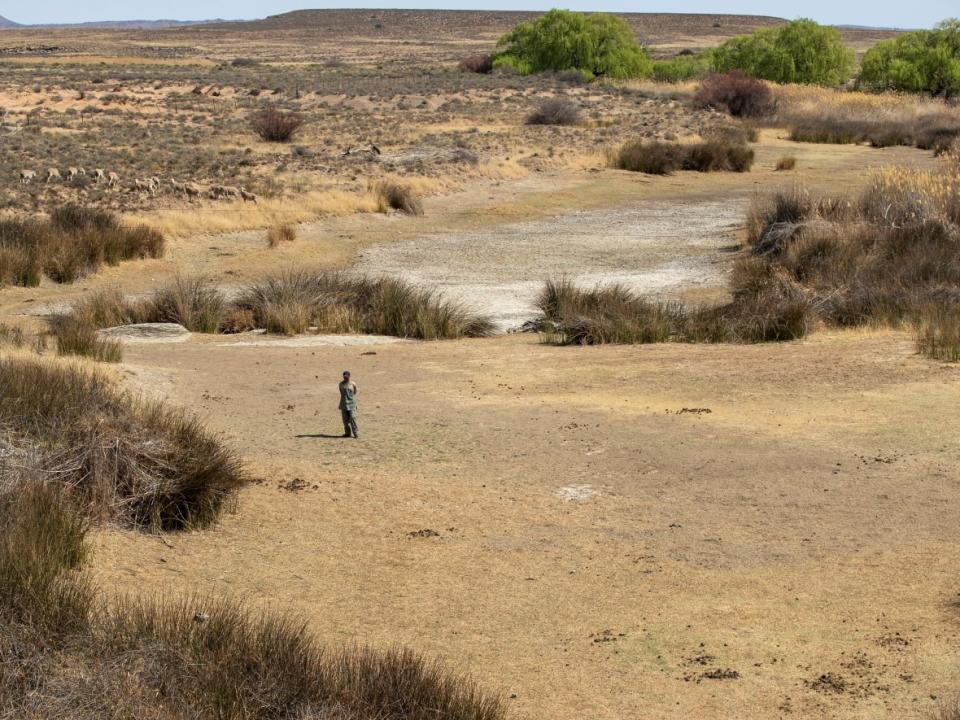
[355,198,744,329]
[93,329,960,720]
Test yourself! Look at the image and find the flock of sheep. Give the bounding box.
[17,167,257,202]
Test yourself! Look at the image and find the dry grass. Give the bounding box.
[267,223,298,247]
[536,276,808,345]
[930,699,960,720]
[775,156,797,171]
[236,270,495,339]
[128,187,379,238]
[0,206,164,287]
[52,272,495,342]
[916,304,960,361]
[746,165,960,339]
[0,355,245,530]
[372,179,425,216]
[775,85,960,151]
[0,479,505,720]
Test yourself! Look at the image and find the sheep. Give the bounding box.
[66,167,87,182]
[184,183,202,198]
[209,184,242,200]
[46,168,62,183]
[93,169,106,183]
[148,176,162,194]
[133,178,151,193]
[239,188,258,202]
[107,172,120,187]
[18,169,36,184]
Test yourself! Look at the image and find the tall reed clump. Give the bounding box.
[0,355,246,529]
[235,271,495,339]
[0,205,164,288]
[0,479,505,718]
[536,277,808,346]
[51,273,495,350]
[916,304,960,361]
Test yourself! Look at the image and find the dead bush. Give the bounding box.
[525,98,581,126]
[251,105,304,142]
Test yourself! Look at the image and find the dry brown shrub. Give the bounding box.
[267,223,297,247]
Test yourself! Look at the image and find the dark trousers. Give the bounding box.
[341,409,358,437]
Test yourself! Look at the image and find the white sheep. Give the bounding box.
[18,169,36,184]
[107,172,120,187]
[93,169,106,183]
[45,168,62,183]
[239,188,257,203]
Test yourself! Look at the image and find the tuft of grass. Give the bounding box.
[267,223,297,247]
[0,355,246,530]
[930,699,960,720]
[52,314,124,362]
[139,276,226,333]
[917,304,960,361]
[610,140,753,174]
[775,156,797,171]
[250,104,304,142]
[372,179,425,216]
[525,98,581,126]
[0,483,93,635]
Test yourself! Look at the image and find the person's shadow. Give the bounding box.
[295,433,347,440]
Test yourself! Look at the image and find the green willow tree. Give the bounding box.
[493,9,652,79]
[859,20,960,97]
[712,19,855,86]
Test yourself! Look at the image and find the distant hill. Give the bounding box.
[35,19,225,29]
[0,16,224,30]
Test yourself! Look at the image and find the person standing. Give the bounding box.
[338,371,359,439]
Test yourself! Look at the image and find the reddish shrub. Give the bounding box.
[695,71,775,118]
[458,54,493,74]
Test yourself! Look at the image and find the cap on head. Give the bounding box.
[343,370,351,377]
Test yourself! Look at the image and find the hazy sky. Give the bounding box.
[2,0,954,29]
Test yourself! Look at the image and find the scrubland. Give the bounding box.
[1,9,959,720]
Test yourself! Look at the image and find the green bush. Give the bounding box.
[493,9,652,79]
[712,19,855,86]
[652,51,712,83]
[859,19,960,97]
